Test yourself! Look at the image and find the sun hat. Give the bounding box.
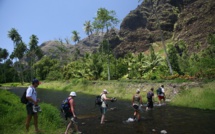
[103,89,108,93]
[136,89,140,93]
[70,92,77,97]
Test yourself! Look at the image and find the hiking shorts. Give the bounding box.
[100,107,107,115]
[147,100,153,108]
[133,104,139,111]
[26,103,35,115]
[158,96,165,100]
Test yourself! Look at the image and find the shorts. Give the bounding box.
[26,103,35,115]
[133,105,139,110]
[147,100,153,108]
[100,107,107,115]
[158,96,165,100]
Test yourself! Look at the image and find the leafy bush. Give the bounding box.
[0,90,64,134]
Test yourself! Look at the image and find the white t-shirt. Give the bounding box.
[26,86,37,103]
[101,94,107,108]
[160,87,165,96]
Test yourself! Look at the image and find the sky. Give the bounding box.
[0,0,139,55]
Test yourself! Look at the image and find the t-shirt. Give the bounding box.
[26,86,37,103]
[133,94,140,106]
[101,94,107,108]
[147,91,154,101]
[159,87,165,96]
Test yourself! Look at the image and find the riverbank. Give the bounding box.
[1,79,215,110]
[0,89,65,134]
[2,86,215,134]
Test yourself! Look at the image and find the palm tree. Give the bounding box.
[93,8,119,34]
[71,30,80,44]
[8,28,22,48]
[8,28,22,82]
[83,21,93,39]
[138,0,173,75]
[28,34,39,80]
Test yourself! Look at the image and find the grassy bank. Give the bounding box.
[2,79,215,110]
[38,79,215,110]
[0,89,65,134]
[170,81,215,110]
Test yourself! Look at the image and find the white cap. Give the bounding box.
[70,92,77,97]
[136,89,140,93]
[103,89,108,93]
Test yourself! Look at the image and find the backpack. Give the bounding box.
[156,87,162,95]
[21,88,34,104]
[61,98,72,120]
[95,94,103,106]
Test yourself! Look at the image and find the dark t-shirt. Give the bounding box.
[147,91,154,101]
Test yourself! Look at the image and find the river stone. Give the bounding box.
[161,130,167,134]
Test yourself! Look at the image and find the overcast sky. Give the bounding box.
[0,0,139,54]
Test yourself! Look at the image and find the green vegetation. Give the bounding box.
[0,89,64,134]
[37,80,215,110]
[171,81,215,110]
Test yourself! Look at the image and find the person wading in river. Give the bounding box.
[157,85,166,106]
[132,89,143,121]
[146,88,154,111]
[25,79,41,133]
[64,92,82,134]
[100,89,113,124]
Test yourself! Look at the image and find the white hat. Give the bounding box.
[70,92,77,96]
[103,89,108,93]
[136,89,140,93]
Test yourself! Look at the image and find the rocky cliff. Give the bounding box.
[40,0,215,58]
[112,0,215,57]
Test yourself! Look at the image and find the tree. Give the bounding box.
[0,49,9,82]
[83,20,93,39]
[34,56,59,80]
[138,0,173,75]
[14,41,27,84]
[71,30,80,44]
[8,28,22,47]
[28,34,43,80]
[8,28,23,82]
[93,8,119,34]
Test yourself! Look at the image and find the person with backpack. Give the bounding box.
[25,79,41,133]
[146,88,154,111]
[157,85,166,106]
[64,92,82,134]
[100,89,114,125]
[132,89,143,121]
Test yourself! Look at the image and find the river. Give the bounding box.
[8,87,215,134]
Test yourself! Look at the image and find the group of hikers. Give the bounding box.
[24,79,166,134]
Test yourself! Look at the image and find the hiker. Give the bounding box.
[100,89,113,124]
[64,92,82,134]
[146,88,154,111]
[157,85,165,106]
[25,79,41,133]
[132,89,143,121]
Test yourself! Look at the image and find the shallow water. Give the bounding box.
[8,87,215,134]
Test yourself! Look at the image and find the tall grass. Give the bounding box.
[0,89,65,134]
[39,79,164,102]
[171,82,215,110]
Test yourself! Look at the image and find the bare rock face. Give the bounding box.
[173,0,215,52]
[40,0,215,58]
[112,0,215,57]
[113,0,183,57]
